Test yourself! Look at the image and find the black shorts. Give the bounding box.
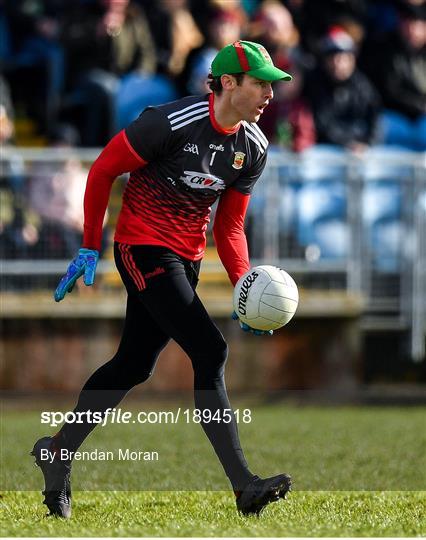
[114,243,200,295]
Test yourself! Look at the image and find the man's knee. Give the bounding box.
[191,334,228,375]
[106,351,156,387]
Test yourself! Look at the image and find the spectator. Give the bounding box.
[0,77,25,195]
[0,75,15,145]
[186,0,250,38]
[166,0,205,77]
[142,0,203,78]
[26,124,93,259]
[1,0,65,134]
[0,197,40,267]
[288,0,368,58]
[185,9,243,95]
[60,0,159,146]
[259,61,315,152]
[362,2,426,150]
[249,1,315,151]
[249,0,301,63]
[305,26,380,152]
[0,78,38,265]
[0,76,24,198]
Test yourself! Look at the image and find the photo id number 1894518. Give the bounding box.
[183,408,252,424]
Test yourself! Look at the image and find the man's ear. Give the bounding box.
[221,74,238,90]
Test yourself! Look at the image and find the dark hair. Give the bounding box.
[207,72,245,95]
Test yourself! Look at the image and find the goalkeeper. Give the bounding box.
[32,41,292,519]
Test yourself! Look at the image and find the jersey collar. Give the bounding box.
[208,93,241,135]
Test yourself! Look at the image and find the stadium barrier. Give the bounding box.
[1,146,425,362]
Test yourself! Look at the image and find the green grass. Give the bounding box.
[1,490,425,537]
[1,402,425,536]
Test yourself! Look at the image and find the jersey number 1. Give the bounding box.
[209,151,217,166]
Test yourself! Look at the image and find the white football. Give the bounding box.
[233,265,299,331]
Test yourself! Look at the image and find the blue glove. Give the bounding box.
[54,248,99,302]
[231,311,273,336]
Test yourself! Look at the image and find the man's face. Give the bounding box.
[324,51,356,81]
[228,74,274,123]
[400,17,426,49]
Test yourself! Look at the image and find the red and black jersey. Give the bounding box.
[115,93,268,261]
[83,92,269,285]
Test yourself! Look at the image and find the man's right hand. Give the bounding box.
[54,249,99,302]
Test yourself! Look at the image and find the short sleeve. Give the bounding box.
[125,107,172,162]
[232,151,267,195]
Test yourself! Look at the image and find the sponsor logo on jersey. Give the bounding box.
[179,171,225,192]
[183,142,199,154]
[209,143,225,152]
[237,271,259,316]
[232,151,246,169]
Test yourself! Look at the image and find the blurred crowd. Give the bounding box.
[1,0,425,150]
[0,0,425,273]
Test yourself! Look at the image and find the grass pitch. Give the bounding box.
[2,490,424,537]
[1,402,425,536]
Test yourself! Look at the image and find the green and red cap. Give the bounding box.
[211,41,292,82]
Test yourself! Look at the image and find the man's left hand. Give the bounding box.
[231,311,273,336]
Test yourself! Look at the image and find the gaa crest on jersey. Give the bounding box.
[232,151,246,170]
